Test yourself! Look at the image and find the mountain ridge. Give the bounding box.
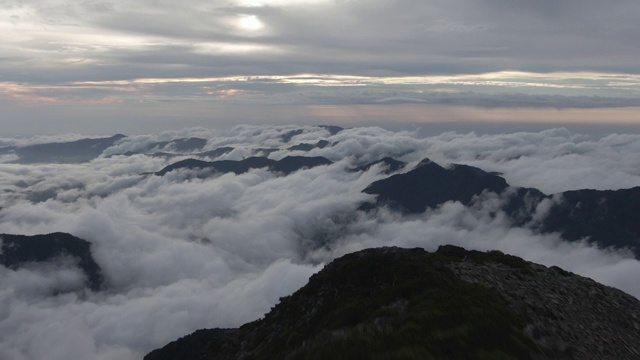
[1,134,126,164]
[145,245,640,360]
[362,158,640,257]
[155,156,333,176]
[0,232,104,291]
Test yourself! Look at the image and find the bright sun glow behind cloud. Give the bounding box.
[237,0,331,7]
[1,0,640,133]
[237,14,265,32]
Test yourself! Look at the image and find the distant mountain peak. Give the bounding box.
[362,158,508,213]
[361,157,640,258]
[414,157,436,168]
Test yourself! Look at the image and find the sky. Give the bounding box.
[2,0,640,134]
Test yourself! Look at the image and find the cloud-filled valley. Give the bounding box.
[1,125,640,360]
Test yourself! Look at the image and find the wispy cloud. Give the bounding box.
[4,71,640,109]
[2,0,640,132]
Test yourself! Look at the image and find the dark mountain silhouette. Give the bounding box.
[280,126,343,143]
[145,246,640,360]
[116,147,234,160]
[539,187,640,256]
[148,152,178,159]
[362,159,509,213]
[319,125,344,135]
[112,138,213,157]
[143,137,208,153]
[252,148,279,156]
[361,158,640,257]
[155,156,333,176]
[167,137,208,152]
[0,232,103,291]
[199,147,235,159]
[352,157,407,174]
[0,145,17,155]
[8,135,126,164]
[288,140,330,152]
[280,129,305,143]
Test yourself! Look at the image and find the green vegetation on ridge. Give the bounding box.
[254,246,540,359]
[147,246,543,359]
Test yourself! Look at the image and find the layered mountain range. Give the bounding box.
[154,153,640,258]
[0,126,343,164]
[6,132,637,258]
[155,156,333,177]
[361,158,640,258]
[3,131,640,268]
[3,139,640,291]
[2,127,640,359]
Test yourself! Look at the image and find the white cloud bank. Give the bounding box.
[1,125,640,359]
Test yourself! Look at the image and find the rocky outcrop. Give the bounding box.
[145,246,640,360]
[450,260,640,359]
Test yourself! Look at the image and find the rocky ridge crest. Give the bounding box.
[145,246,640,360]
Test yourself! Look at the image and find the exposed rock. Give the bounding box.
[444,248,640,359]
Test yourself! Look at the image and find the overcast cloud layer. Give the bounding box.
[2,1,640,134]
[1,125,640,359]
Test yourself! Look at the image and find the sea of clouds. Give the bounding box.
[1,125,640,360]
